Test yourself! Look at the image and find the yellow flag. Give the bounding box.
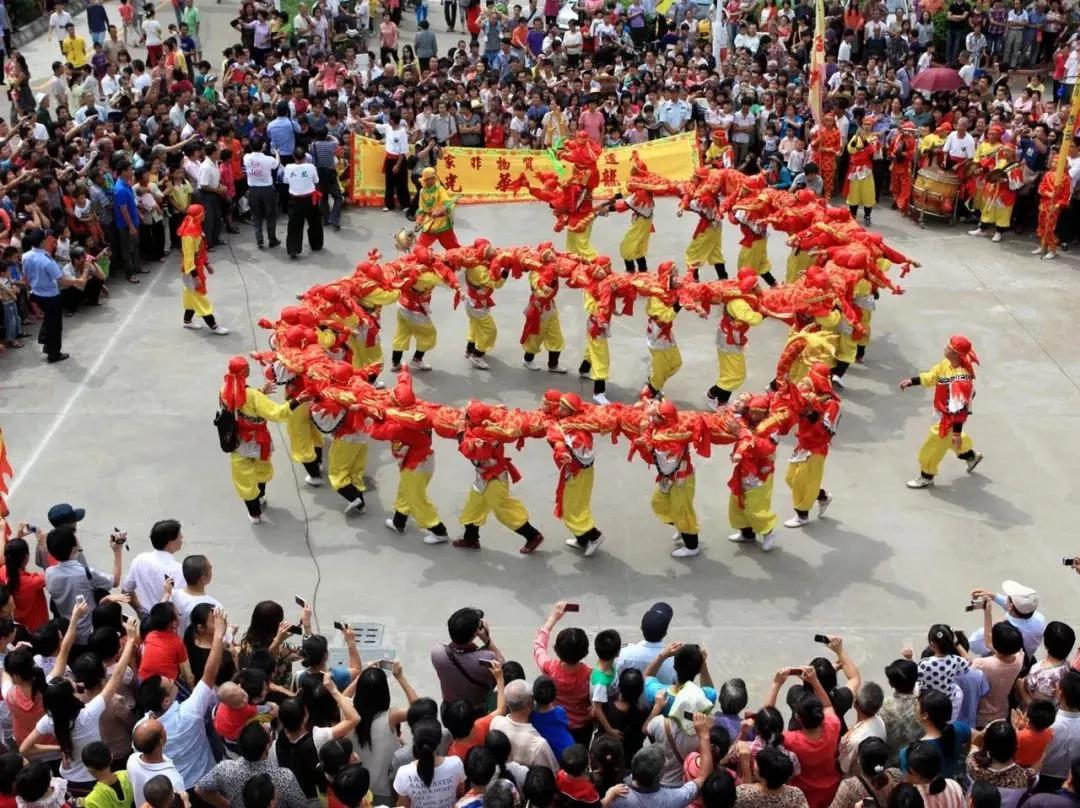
[1055,81,1080,184]
[808,0,826,125]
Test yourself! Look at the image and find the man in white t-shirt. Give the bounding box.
[943,116,977,162]
[282,149,324,260]
[196,143,226,249]
[48,3,73,42]
[169,554,221,635]
[490,680,558,769]
[121,518,184,616]
[243,148,281,248]
[128,720,187,806]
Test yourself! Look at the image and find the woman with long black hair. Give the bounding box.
[0,533,47,630]
[903,740,965,808]
[899,690,972,780]
[347,662,417,804]
[391,719,464,808]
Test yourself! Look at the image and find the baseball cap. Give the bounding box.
[1002,580,1038,614]
[447,607,485,643]
[47,503,86,527]
[641,602,673,641]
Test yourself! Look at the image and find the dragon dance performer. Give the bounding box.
[454,401,546,554]
[615,153,678,274]
[573,256,630,406]
[810,113,843,199]
[415,168,461,250]
[965,122,1004,217]
[728,178,779,286]
[389,248,451,372]
[899,334,984,489]
[704,268,763,409]
[560,132,606,260]
[967,144,1024,243]
[845,117,878,225]
[369,369,451,545]
[542,390,604,557]
[461,246,506,370]
[519,256,567,373]
[783,364,839,528]
[727,396,780,551]
[349,257,401,386]
[679,183,727,280]
[1032,157,1072,261]
[889,122,917,216]
[635,261,683,399]
[310,362,371,515]
[219,355,307,524]
[704,128,735,169]
[178,204,229,335]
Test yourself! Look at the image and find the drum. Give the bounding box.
[912,166,960,220]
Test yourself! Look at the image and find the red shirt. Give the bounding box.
[484,123,506,148]
[138,630,188,680]
[212,702,258,741]
[0,568,48,630]
[532,627,593,729]
[784,713,842,808]
[447,712,496,762]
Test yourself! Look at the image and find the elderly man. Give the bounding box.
[127,720,186,807]
[490,680,558,769]
[968,580,1047,656]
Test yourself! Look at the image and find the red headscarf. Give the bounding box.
[177,204,205,239]
[948,334,979,375]
[222,356,249,412]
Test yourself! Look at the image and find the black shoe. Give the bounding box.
[863,214,871,226]
[332,223,342,231]
[268,239,281,248]
[47,352,70,363]
[289,254,299,260]
[256,242,265,249]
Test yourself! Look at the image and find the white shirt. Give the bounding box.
[49,10,73,35]
[283,161,319,195]
[133,72,152,95]
[838,40,852,61]
[171,589,222,636]
[375,122,410,155]
[244,152,280,187]
[121,550,183,612]
[143,18,163,46]
[127,752,186,806]
[37,695,108,782]
[197,157,221,191]
[392,756,465,808]
[943,131,976,159]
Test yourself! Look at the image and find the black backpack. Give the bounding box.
[213,407,239,453]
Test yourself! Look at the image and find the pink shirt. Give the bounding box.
[532,627,593,729]
[578,110,605,145]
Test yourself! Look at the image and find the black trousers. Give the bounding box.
[248,186,278,244]
[197,191,224,246]
[444,0,456,26]
[31,294,62,358]
[316,167,344,227]
[114,226,141,279]
[286,194,324,257]
[384,157,410,210]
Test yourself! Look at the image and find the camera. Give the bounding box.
[965,598,987,612]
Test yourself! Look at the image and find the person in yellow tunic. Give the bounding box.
[178,204,229,335]
[520,266,566,373]
[704,128,735,169]
[967,144,1024,243]
[679,189,726,280]
[346,258,401,386]
[218,355,307,524]
[463,259,507,370]
[577,257,618,405]
[845,118,879,226]
[639,262,683,398]
[615,187,656,274]
[726,400,779,551]
[706,268,763,408]
[542,390,604,557]
[310,362,370,515]
[415,168,461,249]
[783,364,840,528]
[733,208,776,286]
[390,260,446,372]
[898,334,984,489]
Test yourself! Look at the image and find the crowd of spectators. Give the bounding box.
[1,508,1080,808]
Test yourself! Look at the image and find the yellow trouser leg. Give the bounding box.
[395,468,442,529]
[648,346,683,391]
[467,313,498,353]
[917,425,973,477]
[728,475,776,534]
[715,351,746,392]
[566,224,598,260]
[586,336,610,380]
[392,312,438,353]
[785,454,826,512]
[352,338,383,370]
[561,466,596,536]
[230,455,274,500]
[328,440,368,492]
[786,250,815,283]
[182,288,213,317]
[460,478,529,530]
[523,314,564,355]
[846,175,876,208]
[650,477,698,534]
[286,403,320,464]
[737,239,771,276]
[620,217,651,261]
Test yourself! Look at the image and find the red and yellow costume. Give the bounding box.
[415,168,461,250]
[844,125,879,210]
[520,262,565,365]
[178,204,215,323]
[347,255,401,374]
[1036,169,1072,256]
[444,240,503,359]
[559,132,605,259]
[761,189,826,283]
[680,185,726,278]
[785,365,841,519]
[631,261,683,396]
[974,145,1024,231]
[389,247,459,365]
[728,423,778,540]
[616,154,678,272]
[565,256,636,399]
[705,128,735,170]
[889,123,917,215]
[810,115,842,198]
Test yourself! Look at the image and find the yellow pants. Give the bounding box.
[395,467,442,529]
[181,288,213,317]
[855,308,872,348]
[566,224,597,260]
[459,478,529,530]
[737,238,771,276]
[918,425,974,476]
[230,454,273,500]
[561,466,596,536]
[836,332,858,364]
[785,454,827,512]
[467,313,498,353]
[522,313,564,354]
[981,202,1013,229]
[685,227,724,268]
[728,476,777,535]
[846,174,876,208]
[715,350,746,392]
[327,439,368,492]
[287,403,322,464]
[350,337,383,370]
[785,250,815,283]
[620,217,652,261]
[651,476,698,535]
[392,311,437,352]
[585,335,610,381]
[649,346,683,391]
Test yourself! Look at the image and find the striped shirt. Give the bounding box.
[309,138,339,170]
[915,779,966,808]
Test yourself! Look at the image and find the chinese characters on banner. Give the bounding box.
[347,132,700,206]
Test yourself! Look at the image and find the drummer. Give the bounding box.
[966,123,1006,219]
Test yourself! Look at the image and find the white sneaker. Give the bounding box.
[390,363,403,372]
[966,451,984,473]
[831,374,845,389]
[672,531,684,548]
[248,514,261,524]
[1044,251,1057,260]
[784,515,809,528]
[592,393,611,405]
[546,365,568,374]
[384,517,406,535]
[968,227,987,236]
[182,321,203,330]
[728,531,755,543]
[468,355,490,370]
[671,545,700,558]
[523,359,541,371]
[373,378,386,389]
[761,532,777,552]
[991,232,1002,243]
[906,476,933,489]
[209,324,230,335]
[410,359,432,371]
[817,492,833,517]
[583,535,605,557]
[304,474,323,487]
[344,498,365,515]
[422,531,448,545]
[565,537,585,551]
[1031,246,1045,255]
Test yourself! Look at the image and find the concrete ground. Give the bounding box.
[5,1,1080,701]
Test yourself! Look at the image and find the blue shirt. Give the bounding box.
[529,706,574,762]
[113,177,139,228]
[22,248,62,298]
[267,116,301,154]
[955,668,990,728]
